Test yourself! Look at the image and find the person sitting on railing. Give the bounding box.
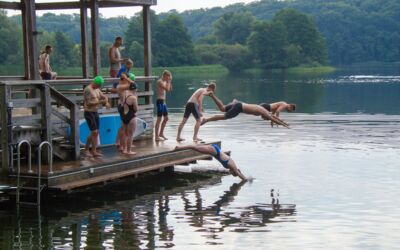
[83,76,111,157]
[38,45,57,80]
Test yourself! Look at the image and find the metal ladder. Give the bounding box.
[16,141,53,206]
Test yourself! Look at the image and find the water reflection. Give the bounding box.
[1,174,296,249]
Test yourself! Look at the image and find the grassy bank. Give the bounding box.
[0,64,334,78]
[55,64,229,77]
[244,65,336,75]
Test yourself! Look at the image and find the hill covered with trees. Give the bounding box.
[175,0,400,65]
[1,0,398,74]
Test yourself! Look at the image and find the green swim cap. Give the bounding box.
[128,72,135,81]
[93,76,104,86]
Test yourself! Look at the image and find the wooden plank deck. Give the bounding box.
[11,140,220,191]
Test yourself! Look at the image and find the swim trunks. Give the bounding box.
[84,111,100,131]
[156,99,168,117]
[183,102,201,120]
[224,102,243,119]
[259,103,271,112]
[211,144,230,169]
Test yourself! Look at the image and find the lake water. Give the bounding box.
[1,64,400,249]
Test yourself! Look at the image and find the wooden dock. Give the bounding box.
[7,140,220,191]
[0,0,224,202]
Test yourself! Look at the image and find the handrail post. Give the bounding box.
[0,83,12,172]
[69,101,80,160]
[38,141,52,206]
[17,140,31,204]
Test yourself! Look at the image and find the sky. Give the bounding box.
[5,0,258,17]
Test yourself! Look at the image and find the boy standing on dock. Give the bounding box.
[83,76,111,157]
[155,70,172,141]
[176,82,216,142]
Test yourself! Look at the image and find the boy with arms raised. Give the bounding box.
[155,70,172,141]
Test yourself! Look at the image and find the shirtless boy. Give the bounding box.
[176,82,216,142]
[83,76,111,157]
[155,70,172,141]
[259,101,296,127]
[201,93,289,128]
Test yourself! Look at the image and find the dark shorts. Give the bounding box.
[84,111,100,131]
[156,99,168,117]
[259,103,271,112]
[224,102,243,119]
[183,102,201,120]
[40,72,52,80]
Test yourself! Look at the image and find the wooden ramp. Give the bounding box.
[10,140,219,191]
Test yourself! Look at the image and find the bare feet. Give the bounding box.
[92,151,103,157]
[193,138,203,142]
[176,137,185,142]
[123,150,137,155]
[155,137,165,141]
[160,135,168,140]
[83,150,93,157]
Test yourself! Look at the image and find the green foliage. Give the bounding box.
[0,10,23,65]
[247,9,327,69]
[273,9,328,65]
[128,41,144,67]
[125,12,197,67]
[153,14,197,66]
[52,32,75,68]
[213,11,255,45]
[179,0,400,65]
[248,20,289,68]
[195,44,252,71]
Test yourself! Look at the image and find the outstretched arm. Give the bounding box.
[228,161,247,181]
[209,93,226,112]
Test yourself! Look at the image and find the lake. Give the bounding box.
[1,63,400,249]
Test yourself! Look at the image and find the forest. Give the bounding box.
[0,0,398,73]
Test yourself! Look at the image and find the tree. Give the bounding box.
[247,20,288,68]
[218,44,252,72]
[153,14,197,66]
[0,10,23,66]
[273,8,328,65]
[213,11,255,45]
[52,32,74,67]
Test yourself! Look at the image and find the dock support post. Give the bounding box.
[22,0,39,80]
[143,5,153,138]
[90,0,100,76]
[0,84,12,172]
[164,166,175,173]
[80,0,90,79]
[70,103,80,160]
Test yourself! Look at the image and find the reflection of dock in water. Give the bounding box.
[0,174,297,248]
